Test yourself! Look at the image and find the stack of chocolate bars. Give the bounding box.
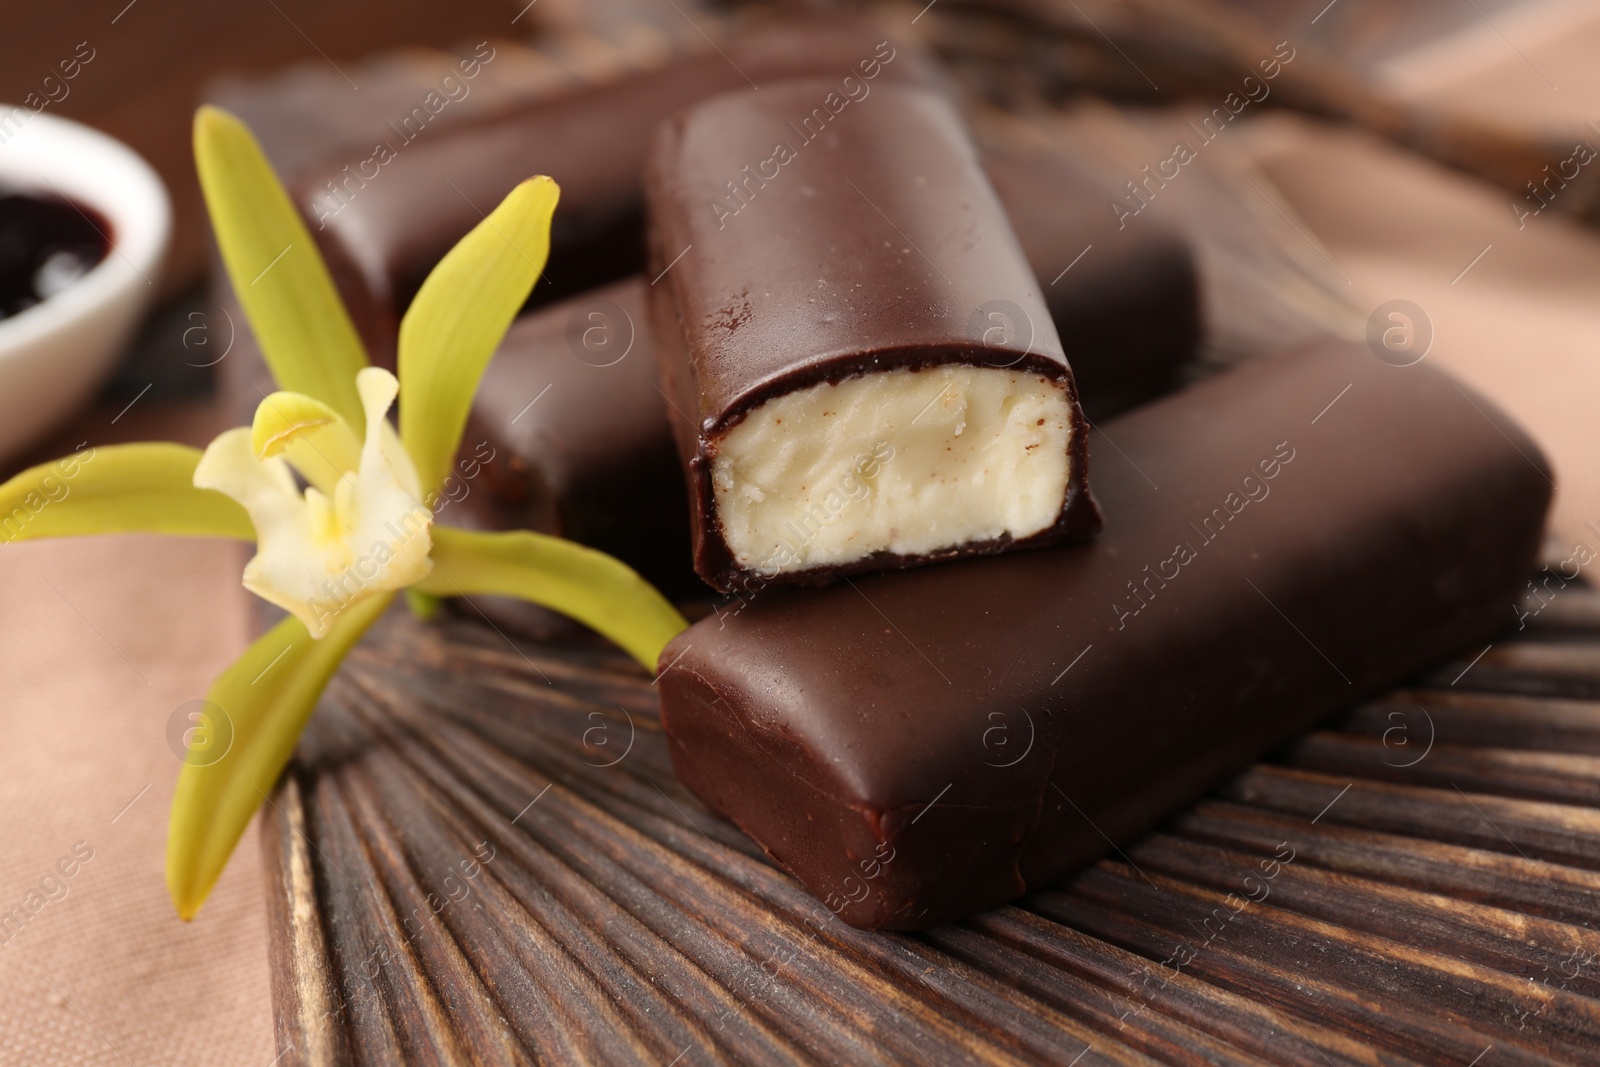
[278,15,1550,930]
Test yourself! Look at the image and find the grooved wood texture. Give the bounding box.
[264,588,1600,1065]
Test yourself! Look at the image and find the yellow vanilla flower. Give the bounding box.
[0,106,688,920]
[196,367,434,637]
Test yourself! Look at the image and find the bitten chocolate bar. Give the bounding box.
[656,343,1551,930]
[646,81,1100,592]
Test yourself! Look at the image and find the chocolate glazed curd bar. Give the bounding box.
[646,81,1101,592]
[656,343,1552,930]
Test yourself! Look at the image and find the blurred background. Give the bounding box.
[1,0,1596,1062]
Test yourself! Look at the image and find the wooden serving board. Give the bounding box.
[263,588,1600,1066]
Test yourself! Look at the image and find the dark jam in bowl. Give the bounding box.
[0,189,112,321]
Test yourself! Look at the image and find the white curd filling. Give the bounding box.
[711,365,1072,576]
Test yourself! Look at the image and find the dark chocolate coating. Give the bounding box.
[468,277,696,596]
[645,81,1100,592]
[299,17,936,361]
[656,343,1552,930]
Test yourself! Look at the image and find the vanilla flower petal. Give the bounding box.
[250,390,363,495]
[195,106,370,430]
[194,367,432,638]
[0,443,254,544]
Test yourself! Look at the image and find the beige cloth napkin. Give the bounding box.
[0,405,273,1065]
[1,4,1597,1063]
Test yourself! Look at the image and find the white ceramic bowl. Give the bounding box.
[0,107,170,462]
